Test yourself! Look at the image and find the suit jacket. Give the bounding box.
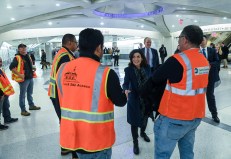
[159,46,167,58]
[141,48,159,70]
[206,47,220,87]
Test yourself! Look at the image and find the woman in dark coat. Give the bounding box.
[123,49,151,155]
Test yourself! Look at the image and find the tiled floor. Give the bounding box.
[0,60,231,159]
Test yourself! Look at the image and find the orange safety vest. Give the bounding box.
[11,55,37,82]
[48,47,74,98]
[0,68,15,96]
[159,49,209,120]
[57,57,115,152]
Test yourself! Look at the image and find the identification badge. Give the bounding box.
[194,66,209,75]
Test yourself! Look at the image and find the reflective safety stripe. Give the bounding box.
[180,53,193,91]
[165,84,206,95]
[1,85,11,92]
[56,63,67,97]
[16,56,22,72]
[61,108,114,123]
[49,77,56,84]
[91,66,105,112]
[49,51,74,98]
[49,77,56,98]
[166,53,207,96]
[53,53,74,78]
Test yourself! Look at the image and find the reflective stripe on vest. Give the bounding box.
[56,63,67,97]
[49,51,74,98]
[12,55,24,82]
[0,85,11,92]
[61,108,114,123]
[58,65,112,123]
[0,69,14,96]
[91,66,105,112]
[165,53,207,96]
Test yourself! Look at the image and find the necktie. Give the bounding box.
[146,49,150,65]
[202,48,206,58]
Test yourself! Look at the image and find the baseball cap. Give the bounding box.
[18,44,27,49]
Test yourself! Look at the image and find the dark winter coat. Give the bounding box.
[123,65,151,127]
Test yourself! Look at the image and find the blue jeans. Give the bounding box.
[0,96,4,123]
[76,148,112,159]
[154,115,201,159]
[2,96,11,120]
[19,79,34,112]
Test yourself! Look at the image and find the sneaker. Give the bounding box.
[0,124,8,131]
[5,118,18,124]
[21,111,31,116]
[29,105,41,110]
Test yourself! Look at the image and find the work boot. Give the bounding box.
[0,124,8,131]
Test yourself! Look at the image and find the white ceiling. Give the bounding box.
[1,0,231,46]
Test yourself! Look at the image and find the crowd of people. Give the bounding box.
[0,25,229,159]
[103,46,121,66]
[0,44,40,130]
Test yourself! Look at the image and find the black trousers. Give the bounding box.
[131,115,148,143]
[160,57,165,64]
[50,97,78,158]
[50,97,61,120]
[206,81,217,117]
[2,96,11,120]
[114,55,119,66]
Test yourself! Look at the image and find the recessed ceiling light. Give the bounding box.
[7,5,12,9]
[11,18,15,21]
[176,15,180,17]
[182,7,186,10]
[194,20,198,23]
[48,22,52,25]
[100,22,104,25]
[172,25,175,27]
[56,3,60,7]
[223,17,227,20]
[141,25,144,28]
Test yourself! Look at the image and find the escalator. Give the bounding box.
[222,33,231,62]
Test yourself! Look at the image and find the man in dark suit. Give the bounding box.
[221,42,229,68]
[200,35,221,123]
[159,44,168,64]
[141,37,159,71]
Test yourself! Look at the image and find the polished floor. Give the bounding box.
[0,59,231,159]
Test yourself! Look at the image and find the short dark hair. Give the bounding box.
[78,28,104,54]
[203,35,207,39]
[181,25,203,46]
[62,34,76,46]
[128,49,147,67]
[18,44,27,49]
